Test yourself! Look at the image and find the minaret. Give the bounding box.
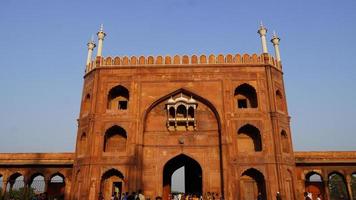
[86,36,96,66]
[257,22,268,54]
[96,24,106,57]
[271,31,281,62]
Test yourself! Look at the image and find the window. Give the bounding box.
[118,101,128,110]
[237,124,262,152]
[104,125,127,152]
[107,85,129,110]
[166,94,197,131]
[234,84,258,109]
[238,99,248,108]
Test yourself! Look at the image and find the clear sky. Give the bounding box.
[0,0,355,153]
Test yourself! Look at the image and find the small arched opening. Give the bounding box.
[281,130,290,153]
[78,132,87,156]
[328,172,350,200]
[47,173,65,200]
[239,168,266,200]
[188,106,194,119]
[351,173,356,200]
[169,107,175,118]
[163,154,202,199]
[234,84,258,109]
[83,93,91,113]
[104,125,127,152]
[305,172,325,200]
[100,169,124,200]
[237,124,262,153]
[276,90,285,112]
[6,173,25,199]
[29,173,46,195]
[176,104,187,118]
[107,85,129,110]
[0,174,3,198]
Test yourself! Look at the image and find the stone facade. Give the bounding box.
[0,32,356,200]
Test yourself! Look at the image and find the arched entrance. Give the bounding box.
[100,169,124,200]
[305,172,324,200]
[163,154,202,199]
[239,168,266,200]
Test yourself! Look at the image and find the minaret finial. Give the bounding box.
[257,22,268,54]
[86,35,96,71]
[271,31,281,62]
[96,24,107,57]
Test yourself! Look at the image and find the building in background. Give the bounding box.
[0,25,356,200]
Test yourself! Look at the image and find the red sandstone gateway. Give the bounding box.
[0,25,355,200]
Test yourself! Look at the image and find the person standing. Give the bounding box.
[137,190,145,200]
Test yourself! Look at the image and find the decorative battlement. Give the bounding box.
[85,53,280,74]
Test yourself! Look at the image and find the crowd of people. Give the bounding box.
[99,191,224,200]
[167,192,222,200]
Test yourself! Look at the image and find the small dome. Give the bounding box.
[188,96,196,103]
[167,96,175,103]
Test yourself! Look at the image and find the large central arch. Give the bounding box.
[141,88,224,198]
[163,154,202,199]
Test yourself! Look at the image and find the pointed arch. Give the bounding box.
[78,132,87,156]
[142,88,225,198]
[328,172,349,200]
[29,173,45,194]
[107,85,129,110]
[239,168,266,200]
[351,173,356,200]
[305,171,325,199]
[276,89,285,112]
[48,172,65,199]
[6,172,25,195]
[100,169,124,200]
[234,83,258,108]
[104,125,127,152]
[237,124,262,152]
[163,154,202,199]
[142,88,221,132]
[281,130,290,153]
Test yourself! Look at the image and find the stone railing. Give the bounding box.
[86,53,280,73]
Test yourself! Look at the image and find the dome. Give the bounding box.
[188,96,197,103]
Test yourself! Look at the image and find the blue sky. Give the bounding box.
[0,0,355,152]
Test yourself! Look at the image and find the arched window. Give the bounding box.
[237,124,262,152]
[83,93,91,112]
[6,173,25,197]
[188,107,194,118]
[107,85,129,110]
[328,172,349,200]
[48,173,65,199]
[240,168,266,200]
[281,130,290,153]
[30,173,45,194]
[176,105,187,118]
[78,132,87,156]
[305,172,325,199]
[169,107,175,118]
[351,173,356,200]
[104,126,127,152]
[276,90,285,112]
[234,84,258,109]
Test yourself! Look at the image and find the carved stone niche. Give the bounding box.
[165,93,197,131]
